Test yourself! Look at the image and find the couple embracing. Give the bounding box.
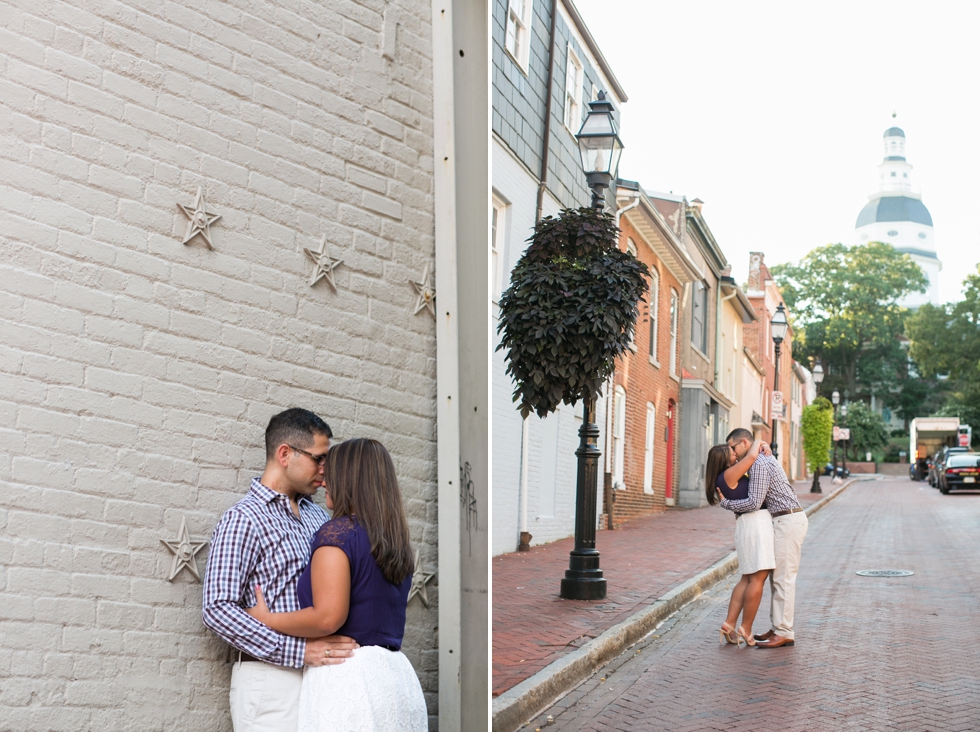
[705,428,809,648]
[202,408,427,731]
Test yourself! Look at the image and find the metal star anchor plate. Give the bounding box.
[303,235,344,290]
[177,187,221,250]
[161,516,209,582]
[407,549,435,607]
[410,264,436,317]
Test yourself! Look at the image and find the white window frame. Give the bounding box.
[613,385,627,489]
[492,195,507,303]
[669,289,679,376]
[648,268,660,365]
[643,402,655,494]
[504,0,533,73]
[563,43,584,133]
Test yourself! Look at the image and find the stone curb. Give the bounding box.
[491,475,866,732]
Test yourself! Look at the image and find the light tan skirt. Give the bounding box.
[734,509,776,575]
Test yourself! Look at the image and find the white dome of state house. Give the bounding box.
[854,125,940,307]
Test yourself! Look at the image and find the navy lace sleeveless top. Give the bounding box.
[296,516,412,650]
[716,472,750,501]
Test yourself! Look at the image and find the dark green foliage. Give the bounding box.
[496,207,650,419]
[907,270,980,445]
[801,397,834,476]
[840,400,889,460]
[771,241,928,413]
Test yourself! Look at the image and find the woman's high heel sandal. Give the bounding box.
[736,626,756,647]
[719,621,738,645]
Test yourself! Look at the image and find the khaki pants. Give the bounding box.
[770,511,808,640]
[230,659,303,732]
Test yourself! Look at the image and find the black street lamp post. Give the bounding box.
[769,303,789,460]
[560,92,624,601]
[810,359,825,493]
[840,403,849,475]
[831,389,840,478]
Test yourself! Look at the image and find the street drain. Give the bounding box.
[855,569,914,577]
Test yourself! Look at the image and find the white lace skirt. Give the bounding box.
[734,509,776,575]
[297,645,427,732]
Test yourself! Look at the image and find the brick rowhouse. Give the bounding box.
[606,184,698,524]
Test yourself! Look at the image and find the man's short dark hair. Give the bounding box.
[726,427,754,444]
[265,408,333,461]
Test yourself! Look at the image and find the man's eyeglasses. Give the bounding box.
[288,445,329,466]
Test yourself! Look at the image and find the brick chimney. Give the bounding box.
[748,251,765,291]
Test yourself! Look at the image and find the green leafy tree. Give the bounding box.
[801,397,834,481]
[840,400,889,460]
[771,242,927,402]
[907,270,980,444]
[496,207,649,418]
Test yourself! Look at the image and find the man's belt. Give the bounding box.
[237,650,264,663]
[770,506,805,518]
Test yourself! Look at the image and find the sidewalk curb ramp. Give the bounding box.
[491,476,869,732]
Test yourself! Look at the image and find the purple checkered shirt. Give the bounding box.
[719,453,801,515]
[202,477,330,667]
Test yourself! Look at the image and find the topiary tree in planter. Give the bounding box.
[496,205,649,600]
[802,396,834,493]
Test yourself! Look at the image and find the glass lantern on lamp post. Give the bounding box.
[831,389,840,480]
[559,91,625,602]
[840,403,849,475]
[810,359,825,493]
[575,91,624,210]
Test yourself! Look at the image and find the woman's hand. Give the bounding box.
[759,442,772,457]
[245,584,271,623]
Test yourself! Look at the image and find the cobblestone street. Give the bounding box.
[527,477,980,731]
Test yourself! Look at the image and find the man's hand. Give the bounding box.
[304,635,359,667]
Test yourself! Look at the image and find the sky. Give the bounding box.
[574,0,980,303]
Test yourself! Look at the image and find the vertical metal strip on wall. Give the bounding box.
[431,1,462,728]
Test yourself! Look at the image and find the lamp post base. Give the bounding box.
[810,472,822,494]
[561,550,606,600]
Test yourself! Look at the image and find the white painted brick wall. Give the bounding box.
[0,0,440,728]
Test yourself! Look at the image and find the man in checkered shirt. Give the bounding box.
[203,408,357,731]
[720,427,809,648]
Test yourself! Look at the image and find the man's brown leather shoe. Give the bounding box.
[756,634,795,648]
[753,630,776,642]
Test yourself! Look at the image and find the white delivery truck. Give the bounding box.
[909,418,972,481]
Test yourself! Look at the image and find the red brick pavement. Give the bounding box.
[492,483,823,697]
[530,477,980,731]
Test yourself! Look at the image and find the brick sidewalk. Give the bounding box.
[492,482,823,696]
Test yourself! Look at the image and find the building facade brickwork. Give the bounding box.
[605,194,693,524]
[0,0,447,728]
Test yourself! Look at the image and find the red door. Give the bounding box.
[665,400,676,500]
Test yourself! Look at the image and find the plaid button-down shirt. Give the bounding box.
[202,478,330,668]
[720,453,802,515]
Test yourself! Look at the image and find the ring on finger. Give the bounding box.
[324,649,331,658]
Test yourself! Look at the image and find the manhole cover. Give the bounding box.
[855,569,914,577]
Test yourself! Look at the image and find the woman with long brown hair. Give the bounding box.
[705,439,775,647]
[247,438,427,731]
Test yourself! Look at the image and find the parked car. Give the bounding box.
[934,447,972,488]
[939,453,980,494]
[823,464,850,478]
